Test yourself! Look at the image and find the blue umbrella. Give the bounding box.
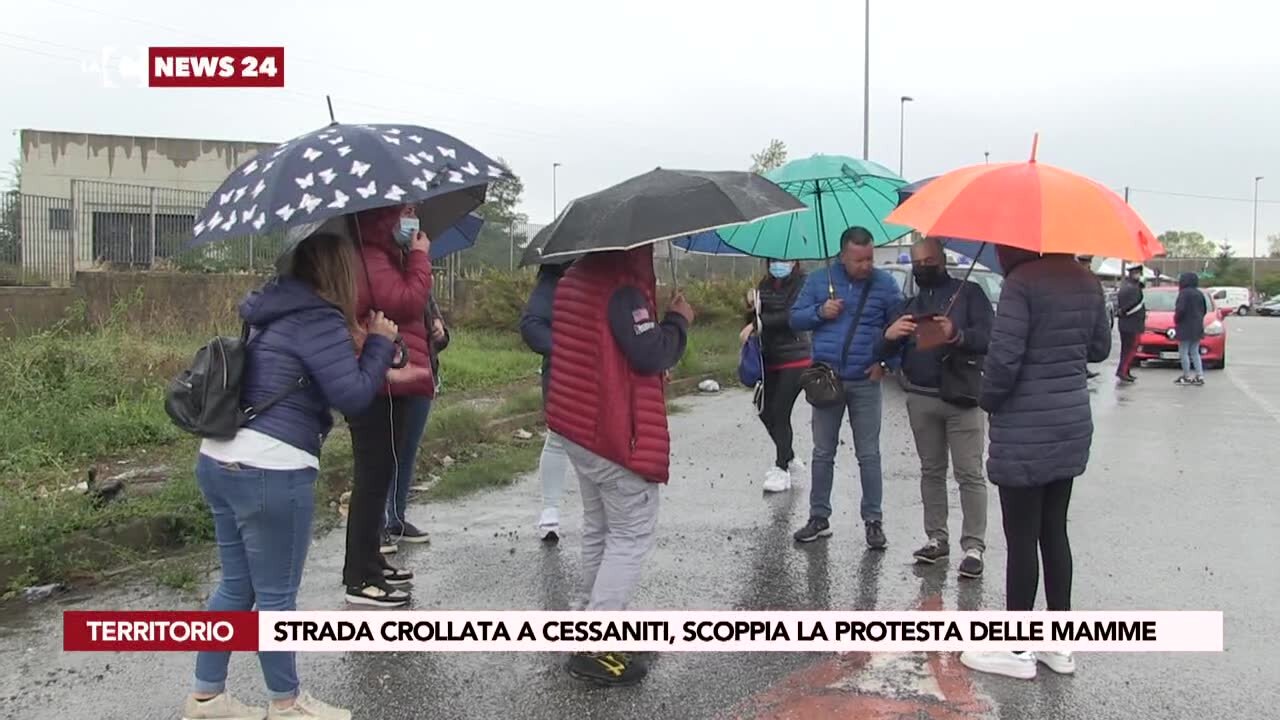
[897,177,1002,273]
[189,122,508,249]
[671,230,750,256]
[429,212,484,261]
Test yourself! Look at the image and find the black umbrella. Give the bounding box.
[521,168,807,265]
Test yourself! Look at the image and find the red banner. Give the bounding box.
[63,611,258,651]
[148,47,284,87]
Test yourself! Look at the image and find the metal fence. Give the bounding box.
[0,192,73,286]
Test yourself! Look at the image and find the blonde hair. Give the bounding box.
[290,232,359,333]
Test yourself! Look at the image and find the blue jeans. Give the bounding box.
[192,454,316,701]
[1178,340,1204,378]
[385,395,432,532]
[809,379,883,522]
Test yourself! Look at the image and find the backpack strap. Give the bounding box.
[239,318,310,423]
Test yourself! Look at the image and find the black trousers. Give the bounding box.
[1117,330,1139,377]
[998,478,1074,611]
[757,367,805,470]
[343,394,409,587]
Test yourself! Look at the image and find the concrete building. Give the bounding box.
[16,129,275,282]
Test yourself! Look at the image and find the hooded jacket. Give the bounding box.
[238,276,396,457]
[980,249,1111,488]
[352,206,435,398]
[1174,272,1208,343]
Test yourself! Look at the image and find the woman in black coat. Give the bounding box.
[1174,272,1208,385]
[960,247,1111,681]
[743,260,811,493]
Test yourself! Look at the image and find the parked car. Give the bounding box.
[1258,298,1280,316]
[883,263,1002,313]
[1206,286,1253,316]
[1133,287,1228,369]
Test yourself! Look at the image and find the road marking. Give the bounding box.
[727,595,992,720]
[1225,370,1280,425]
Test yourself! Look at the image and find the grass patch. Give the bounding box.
[427,404,490,448]
[438,329,541,393]
[153,559,202,592]
[496,385,543,417]
[425,440,542,501]
[676,323,742,383]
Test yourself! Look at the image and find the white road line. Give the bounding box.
[1226,370,1280,425]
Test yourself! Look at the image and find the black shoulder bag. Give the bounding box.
[801,280,873,408]
[937,285,982,408]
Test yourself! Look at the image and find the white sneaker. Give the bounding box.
[182,693,265,720]
[1035,651,1076,675]
[959,650,1037,679]
[268,691,351,720]
[537,507,560,541]
[762,467,792,493]
[787,458,807,475]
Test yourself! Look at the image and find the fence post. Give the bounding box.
[148,187,157,269]
[248,234,254,272]
[68,178,80,287]
[508,223,515,271]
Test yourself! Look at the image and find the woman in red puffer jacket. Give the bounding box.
[341,204,435,606]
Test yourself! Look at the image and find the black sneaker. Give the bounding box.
[381,565,414,586]
[912,538,948,564]
[379,531,398,555]
[566,651,647,686]
[865,521,887,550]
[793,517,832,543]
[958,549,984,579]
[1174,376,1192,386]
[344,580,410,607]
[1193,376,1205,386]
[391,521,430,544]
[1118,374,1137,384]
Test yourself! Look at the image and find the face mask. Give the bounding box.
[768,262,792,279]
[912,263,946,288]
[394,217,420,247]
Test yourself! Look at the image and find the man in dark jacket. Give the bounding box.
[545,246,692,686]
[1115,264,1146,383]
[1174,271,1208,385]
[747,260,811,493]
[520,261,572,541]
[879,237,993,578]
[960,247,1110,681]
[789,227,901,548]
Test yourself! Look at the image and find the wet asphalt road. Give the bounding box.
[2,318,1278,720]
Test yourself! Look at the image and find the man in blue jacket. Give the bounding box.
[790,226,901,548]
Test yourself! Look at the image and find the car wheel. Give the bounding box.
[1237,306,1250,316]
[1211,356,1226,370]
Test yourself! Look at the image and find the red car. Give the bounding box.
[1134,287,1229,369]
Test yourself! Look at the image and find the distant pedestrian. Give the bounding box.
[1115,264,1146,382]
[1077,255,1102,379]
[789,227,901,549]
[744,259,811,493]
[520,260,574,541]
[879,236,993,578]
[544,245,692,686]
[959,247,1111,681]
[1174,272,1208,386]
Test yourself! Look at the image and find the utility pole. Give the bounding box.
[1253,176,1263,298]
[862,0,870,160]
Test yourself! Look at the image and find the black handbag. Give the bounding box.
[938,352,982,408]
[802,280,873,408]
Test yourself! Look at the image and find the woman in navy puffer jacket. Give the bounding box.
[181,232,401,720]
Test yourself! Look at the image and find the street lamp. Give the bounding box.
[862,0,870,160]
[552,162,562,219]
[1253,175,1263,297]
[898,95,913,176]
[984,151,990,165]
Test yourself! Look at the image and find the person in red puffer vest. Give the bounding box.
[341,204,435,608]
[546,244,693,687]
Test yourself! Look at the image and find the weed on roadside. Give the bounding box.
[425,440,542,501]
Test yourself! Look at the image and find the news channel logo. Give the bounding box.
[81,46,148,88]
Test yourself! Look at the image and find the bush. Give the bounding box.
[457,268,537,330]
[683,276,755,325]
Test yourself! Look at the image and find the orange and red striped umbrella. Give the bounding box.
[886,135,1163,262]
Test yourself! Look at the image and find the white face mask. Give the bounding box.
[395,217,420,247]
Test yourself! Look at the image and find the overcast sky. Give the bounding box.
[3,0,1278,253]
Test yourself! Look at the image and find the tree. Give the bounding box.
[0,160,19,268]
[749,139,788,174]
[461,157,529,270]
[1157,230,1215,258]
[1209,240,1236,278]
[1268,232,1280,258]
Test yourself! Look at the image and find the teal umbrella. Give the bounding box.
[712,155,911,260]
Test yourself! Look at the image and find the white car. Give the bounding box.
[1206,286,1254,316]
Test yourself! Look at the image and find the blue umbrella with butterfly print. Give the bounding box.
[187,122,509,251]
